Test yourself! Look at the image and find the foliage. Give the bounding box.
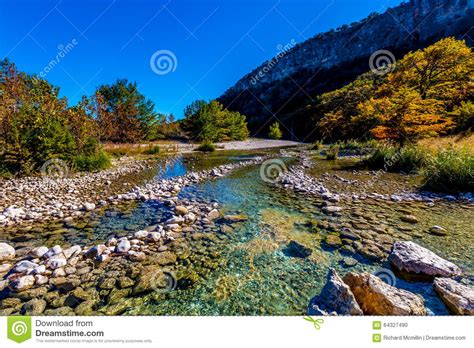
[451,101,474,132]
[0,59,105,175]
[149,114,184,140]
[89,79,159,143]
[195,141,216,152]
[74,151,111,172]
[311,140,322,150]
[360,87,448,145]
[268,122,282,139]
[325,145,339,160]
[144,145,160,155]
[365,143,428,173]
[182,100,249,142]
[422,146,474,193]
[316,38,474,143]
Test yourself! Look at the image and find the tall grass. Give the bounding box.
[195,141,216,152]
[365,143,427,173]
[422,147,473,193]
[74,151,111,172]
[325,145,339,160]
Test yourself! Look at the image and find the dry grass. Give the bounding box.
[103,141,183,157]
[418,134,474,154]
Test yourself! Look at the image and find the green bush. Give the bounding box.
[195,142,216,152]
[74,151,111,172]
[325,145,339,160]
[268,122,283,140]
[182,100,249,142]
[366,144,427,173]
[311,141,322,150]
[145,145,160,155]
[422,147,473,193]
[0,59,103,176]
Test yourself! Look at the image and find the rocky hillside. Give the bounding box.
[219,0,474,139]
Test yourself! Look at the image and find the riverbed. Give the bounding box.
[0,149,472,315]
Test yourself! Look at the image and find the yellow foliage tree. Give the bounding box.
[389,37,473,107]
[359,87,449,145]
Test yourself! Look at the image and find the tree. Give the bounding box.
[0,59,104,175]
[390,37,473,107]
[360,87,448,146]
[182,100,249,142]
[91,79,158,143]
[451,101,474,132]
[268,122,282,139]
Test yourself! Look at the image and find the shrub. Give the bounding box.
[325,145,339,160]
[74,151,111,172]
[0,59,103,176]
[268,122,283,139]
[452,101,474,132]
[422,147,473,193]
[182,100,249,142]
[195,142,216,152]
[145,145,160,155]
[311,141,322,150]
[366,144,427,173]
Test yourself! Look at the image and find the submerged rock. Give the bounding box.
[433,278,474,315]
[429,226,448,236]
[400,215,419,224]
[308,269,362,315]
[343,272,426,315]
[282,241,312,258]
[389,241,462,279]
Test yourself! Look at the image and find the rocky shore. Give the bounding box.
[276,149,474,204]
[308,242,473,316]
[0,156,265,315]
[0,155,264,227]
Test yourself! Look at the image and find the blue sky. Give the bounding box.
[0,0,403,118]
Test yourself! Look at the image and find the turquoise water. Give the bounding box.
[2,153,472,315]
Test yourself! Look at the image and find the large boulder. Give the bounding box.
[0,243,15,262]
[308,269,362,315]
[433,278,474,315]
[343,272,426,315]
[389,241,461,279]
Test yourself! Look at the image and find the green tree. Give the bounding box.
[91,79,158,143]
[0,59,105,175]
[182,100,249,142]
[268,122,282,139]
